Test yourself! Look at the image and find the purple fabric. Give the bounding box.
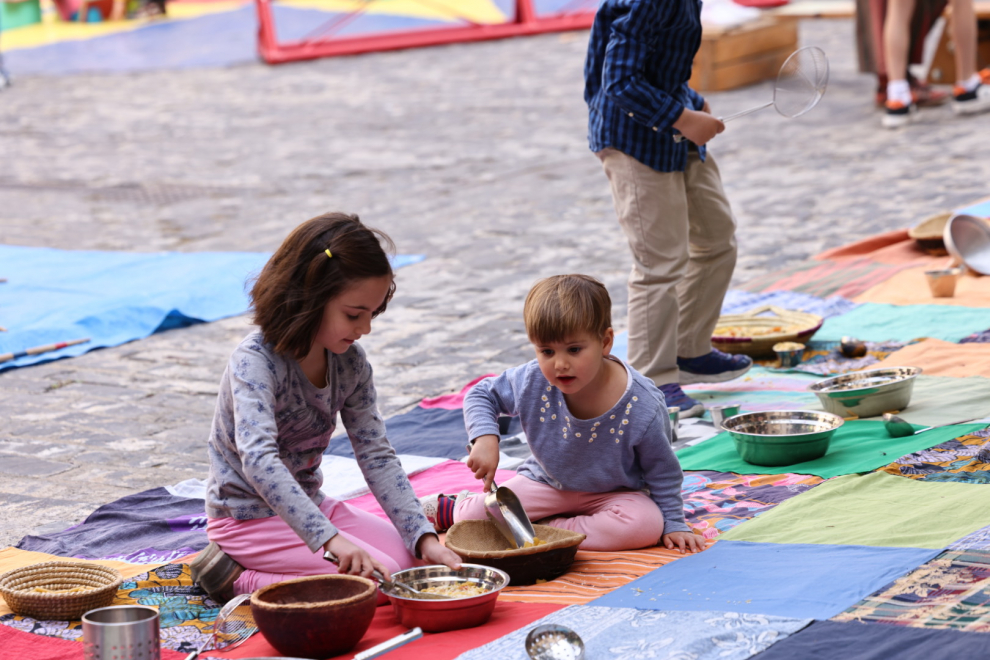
[16,487,207,563]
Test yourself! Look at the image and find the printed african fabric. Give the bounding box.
[879,428,990,483]
[455,606,811,660]
[832,549,990,632]
[0,563,218,654]
[682,471,824,539]
[755,340,910,376]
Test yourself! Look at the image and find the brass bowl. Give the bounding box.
[809,367,921,418]
[386,564,509,632]
[723,410,844,466]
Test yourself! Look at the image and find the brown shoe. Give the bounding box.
[190,541,244,604]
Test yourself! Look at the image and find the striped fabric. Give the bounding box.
[499,541,715,605]
[584,0,707,172]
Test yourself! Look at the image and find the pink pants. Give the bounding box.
[207,497,418,604]
[454,475,664,551]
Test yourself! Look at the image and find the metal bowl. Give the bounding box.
[723,410,844,466]
[944,213,990,275]
[809,366,921,418]
[386,564,509,633]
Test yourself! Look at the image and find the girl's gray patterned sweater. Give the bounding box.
[464,358,690,534]
[205,332,434,555]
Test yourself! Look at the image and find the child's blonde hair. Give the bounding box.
[524,274,612,344]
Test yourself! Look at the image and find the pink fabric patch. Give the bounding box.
[419,375,496,410]
[347,460,517,520]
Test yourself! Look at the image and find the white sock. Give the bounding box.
[887,79,912,105]
[956,73,981,92]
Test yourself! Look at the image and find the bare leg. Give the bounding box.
[949,0,977,82]
[883,0,917,83]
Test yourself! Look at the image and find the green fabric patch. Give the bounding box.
[676,420,985,479]
[719,471,990,549]
[816,303,990,343]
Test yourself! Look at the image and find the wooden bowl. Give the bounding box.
[445,520,584,586]
[250,574,376,658]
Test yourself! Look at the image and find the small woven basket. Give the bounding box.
[0,561,123,620]
[711,305,823,357]
[445,521,584,586]
[908,212,951,256]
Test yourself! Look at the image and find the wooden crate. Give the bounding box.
[928,2,990,84]
[690,18,799,92]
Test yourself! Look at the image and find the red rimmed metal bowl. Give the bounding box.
[385,564,509,633]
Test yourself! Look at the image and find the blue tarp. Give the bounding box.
[0,245,424,371]
[590,540,940,620]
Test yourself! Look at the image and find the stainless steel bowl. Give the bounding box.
[809,367,921,418]
[944,213,990,275]
[386,564,509,633]
[722,410,844,466]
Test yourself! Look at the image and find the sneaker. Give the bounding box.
[420,490,468,532]
[677,349,753,385]
[658,383,705,418]
[881,99,917,128]
[952,83,990,116]
[190,541,243,604]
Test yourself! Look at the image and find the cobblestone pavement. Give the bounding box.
[1,18,989,548]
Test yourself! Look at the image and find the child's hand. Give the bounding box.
[672,108,724,146]
[466,434,500,491]
[324,534,389,578]
[417,534,463,570]
[661,531,707,554]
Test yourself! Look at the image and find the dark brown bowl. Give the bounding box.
[250,574,377,658]
[445,521,584,586]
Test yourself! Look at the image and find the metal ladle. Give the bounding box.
[484,480,536,548]
[525,624,586,660]
[323,551,449,600]
[882,412,983,438]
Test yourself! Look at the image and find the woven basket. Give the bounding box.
[908,212,951,255]
[445,521,584,586]
[0,561,123,620]
[711,305,823,358]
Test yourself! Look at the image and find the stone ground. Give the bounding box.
[1,17,989,548]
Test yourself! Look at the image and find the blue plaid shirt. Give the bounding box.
[585,0,707,172]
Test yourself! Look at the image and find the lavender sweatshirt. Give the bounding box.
[463,358,690,534]
[205,332,434,554]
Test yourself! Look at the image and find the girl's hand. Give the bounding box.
[662,531,707,554]
[417,534,462,570]
[466,435,500,491]
[324,534,389,579]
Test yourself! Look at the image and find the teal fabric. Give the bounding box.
[676,420,986,478]
[816,303,990,343]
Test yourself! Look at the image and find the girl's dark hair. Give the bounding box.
[251,212,396,358]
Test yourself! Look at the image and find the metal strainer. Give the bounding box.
[674,46,829,142]
[723,46,830,122]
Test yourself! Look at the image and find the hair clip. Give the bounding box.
[324,249,333,259]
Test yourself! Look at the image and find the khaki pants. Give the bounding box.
[598,147,737,387]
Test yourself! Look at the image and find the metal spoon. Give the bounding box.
[322,550,449,599]
[882,412,983,438]
[484,480,536,549]
[525,624,586,660]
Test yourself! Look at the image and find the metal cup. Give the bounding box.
[83,605,161,660]
[710,403,741,430]
[925,268,959,298]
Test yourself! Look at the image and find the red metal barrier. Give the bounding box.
[256,0,597,64]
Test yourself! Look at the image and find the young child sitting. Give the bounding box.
[191,212,460,604]
[423,274,705,554]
